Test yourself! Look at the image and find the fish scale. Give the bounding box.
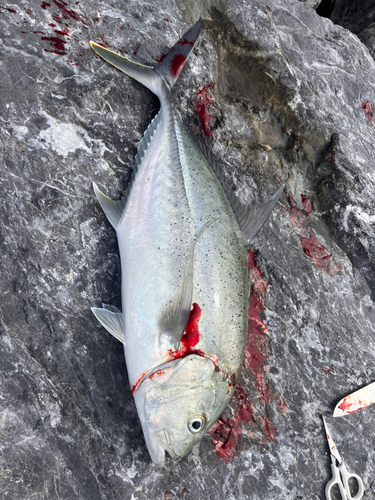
[90,20,284,466]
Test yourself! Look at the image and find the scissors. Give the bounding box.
[322,416,364,500]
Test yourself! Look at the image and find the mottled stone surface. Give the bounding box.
[360,23,375,60]
[330,0,375,35]
[1,0,375,499]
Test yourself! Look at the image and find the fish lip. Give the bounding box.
[154,428,181,461]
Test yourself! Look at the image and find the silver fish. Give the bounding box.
[90,20,284,466]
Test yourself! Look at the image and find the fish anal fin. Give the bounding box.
[92,305,125,344]
[236,184,285,244]
[189,129,284,245]
[93,182,126,229]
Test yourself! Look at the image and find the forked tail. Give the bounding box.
[90,19,202,99]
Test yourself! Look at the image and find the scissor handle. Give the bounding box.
[339,461,364,500]
[325,463,347,500]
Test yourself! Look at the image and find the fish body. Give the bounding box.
[90,20,284,465]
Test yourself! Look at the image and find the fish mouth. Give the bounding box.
[154,428,181,462]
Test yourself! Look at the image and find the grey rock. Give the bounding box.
[359,23,375,60]
[1,0,375,499]
[298,0,322,10]
[330,0,375,35]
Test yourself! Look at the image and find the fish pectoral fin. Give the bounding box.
[92,304,125,344]
[93,182,126,229]
[234,184,285,244]
[158,219,215,348]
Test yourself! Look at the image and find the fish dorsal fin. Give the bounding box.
[93,111,161,228]
[135,111,161,169]
[191,131,285,244]
[93,182,127,229]
[158,219,216,349]
[91,304,125,344]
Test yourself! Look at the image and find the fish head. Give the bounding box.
[133,354,233,466]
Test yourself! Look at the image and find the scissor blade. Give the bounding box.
[333,381,375,417]
[322,415,342,464]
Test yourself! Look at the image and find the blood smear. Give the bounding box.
[210,251,284,462]
[194,83,215,136]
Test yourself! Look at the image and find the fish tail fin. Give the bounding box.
[154,19,202,91]
[90,19,202,98]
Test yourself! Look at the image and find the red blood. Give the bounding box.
[55,29,68,35]
[289,206,309,233]
[0,6,17,13]
[209,416,242,462]
[149,370,165,379]
[321,367,333,374]
[210,251,284,462]
[289,196,342,274]
[194,83,215,136]
[168,303,203,360]
[170,53,187,79]
[300,233,343,275]
[131,370,148,397]
[154,53,166,63]
[41,2,50,8]
[260,415,276,441]
[246,253,275,412]
[132,304,208,397]
[48,23,56,26]
[33,31,45,34]
[289,196,310,233]
[41,36,67,54]
[338,397,359,413]
[51,0,88,26]
[25,9,33,14]
[209,386,256,462]
[276,396,288,415]
[177,38,195,46]
[301,194,312,214]
[361,100,375,124]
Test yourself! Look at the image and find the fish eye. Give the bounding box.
[188,415,206,433]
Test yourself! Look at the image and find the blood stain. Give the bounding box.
[338,397,361,413]
[194,83,215,136]
[170,53,187,79]
[41,36,67,54]
[289,195,342,275]
[210,251,284,462]
[55,29,69,35]
[168,303,204,360]
[0,6,17,13]
[300,233,343,275]
[154,53,166,63]
[149,370,165,379]
[209,386,256,462]
[361,100,375,124]
[177,38,195,46]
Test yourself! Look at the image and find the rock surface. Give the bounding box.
[1,0,375,499]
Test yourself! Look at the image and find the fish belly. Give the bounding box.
[117,109,248,388]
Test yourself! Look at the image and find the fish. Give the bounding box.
[90,19,284,466]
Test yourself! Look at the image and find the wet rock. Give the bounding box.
[1,0,375,499]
